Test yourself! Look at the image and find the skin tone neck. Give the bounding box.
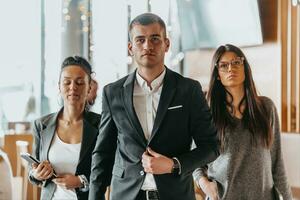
[137,65,165,87]
[225,85,245,118]
[62,103,84,123]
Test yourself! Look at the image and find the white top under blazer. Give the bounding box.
[48,133,81,200]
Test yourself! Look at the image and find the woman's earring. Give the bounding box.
[85,100,91,111]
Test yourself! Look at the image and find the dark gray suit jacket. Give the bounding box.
[89,68,219,200]
[29,109,101,200]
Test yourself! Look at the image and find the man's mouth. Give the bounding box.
[142,53,155,57]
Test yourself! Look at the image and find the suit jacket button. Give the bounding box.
[140,170,145,176]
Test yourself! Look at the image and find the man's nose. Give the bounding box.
[143,39,154,50]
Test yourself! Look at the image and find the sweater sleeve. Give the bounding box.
[193,165,208,186]
[269,100,293,200]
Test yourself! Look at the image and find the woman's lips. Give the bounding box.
[227,74,237,79]
[68,94,79,99]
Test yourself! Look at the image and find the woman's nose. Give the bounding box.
[70,82,78,90]
[227,64,233,72]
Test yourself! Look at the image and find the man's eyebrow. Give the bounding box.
[134,35,145,39]
[150,34,161,37]
[134,34,162,39]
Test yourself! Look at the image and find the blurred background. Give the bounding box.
[0,0,299,199]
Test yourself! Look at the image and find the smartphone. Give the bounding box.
[20,153,57,178]
[20,153,40,165]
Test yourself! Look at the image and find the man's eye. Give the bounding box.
[151,37,161,43]
[136,38,145,43]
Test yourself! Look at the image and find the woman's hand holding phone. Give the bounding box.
[31,160,56,181]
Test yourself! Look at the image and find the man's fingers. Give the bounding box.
[147,147,160,157]
[142,156,154,173]
[142,151,148,159]
[142,154,153,165]
[143,166,152,173]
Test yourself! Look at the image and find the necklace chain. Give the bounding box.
[61,119,83,126]
[61,119,71,126]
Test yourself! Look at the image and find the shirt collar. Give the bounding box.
[136,68,166,91]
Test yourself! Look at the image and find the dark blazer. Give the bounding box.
[89,68,219,200]
[28,109,101,200]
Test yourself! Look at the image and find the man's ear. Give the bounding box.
[165,38,170,52]
[128,42,133,56]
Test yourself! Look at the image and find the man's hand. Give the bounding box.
[141,147,174,174]
[52,174,82,190]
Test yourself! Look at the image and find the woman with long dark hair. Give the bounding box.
[194,44,292,200]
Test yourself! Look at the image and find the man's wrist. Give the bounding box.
[171,157,182,175]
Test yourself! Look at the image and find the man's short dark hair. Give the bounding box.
[129,13,167,40]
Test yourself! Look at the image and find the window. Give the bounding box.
[0,0,41,134]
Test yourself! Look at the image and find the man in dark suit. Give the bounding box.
[89,13,219,200]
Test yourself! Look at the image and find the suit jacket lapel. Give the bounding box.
[78,113,98,164]
[122,71,147,143]
[40,110,98,164]
[149,68,176,142]
[40,111,60,161]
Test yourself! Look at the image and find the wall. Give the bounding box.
[281,133,300,187]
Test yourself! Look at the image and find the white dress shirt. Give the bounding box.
[133,69,166,190]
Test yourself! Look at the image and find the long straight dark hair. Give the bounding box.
[207,44,273,151]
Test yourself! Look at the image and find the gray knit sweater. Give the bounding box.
[193,97,293,200]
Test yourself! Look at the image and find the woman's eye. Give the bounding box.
[232,61,240,65]
[76,80,85,85]
[63,80,71,85]
[219,63,228,69]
